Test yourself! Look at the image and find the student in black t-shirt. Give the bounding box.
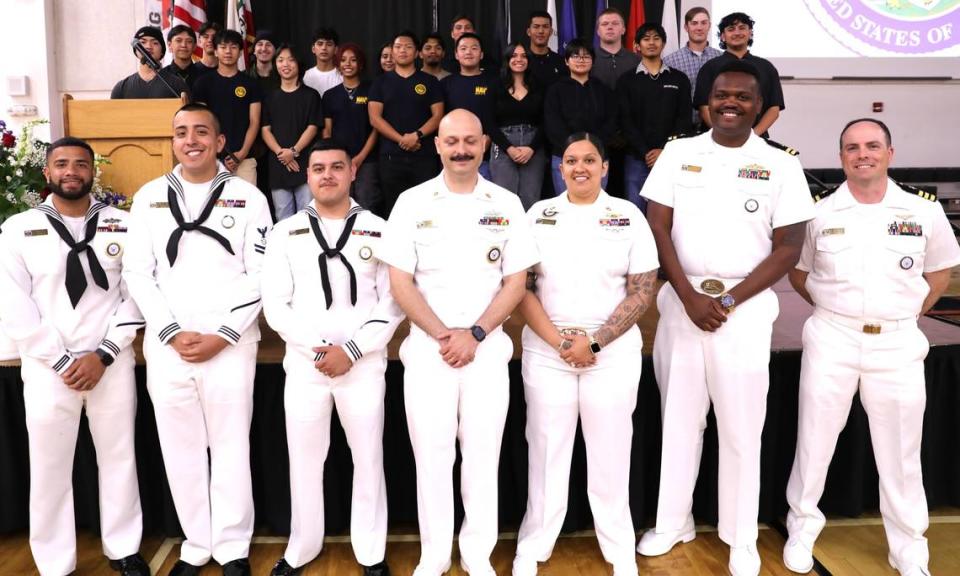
[368,31,443,217]
[441,33,496,180]
[525,11,568,88]
[111,26,188,100]
[693,12,785,137]
[322,43,381,216]
[193,29,263,185]
[261,44,321,221]
[162,25,210,93]
[489,42,546,211]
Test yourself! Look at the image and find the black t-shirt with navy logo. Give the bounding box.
[441,72,496,137]
[322,80,376,159]
[193,70,263,154]
[369,70,442,157]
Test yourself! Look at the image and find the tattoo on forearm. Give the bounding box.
[594,270,658,347]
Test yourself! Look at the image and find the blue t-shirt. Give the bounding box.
[369,70,442,157]
[322,80,376,159]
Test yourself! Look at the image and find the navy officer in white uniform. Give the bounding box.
[262,139,403,576]
[0,137,148,576]
[638,59,814,576]
[123,103,272,576]
[380,109,539,576]
[512,132,659,576]
[783,119,960,576]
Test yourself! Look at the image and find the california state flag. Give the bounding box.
[226,0,255,70]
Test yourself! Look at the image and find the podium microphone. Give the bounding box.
[130,38,184,99]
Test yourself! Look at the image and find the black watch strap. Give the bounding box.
[470,324,487,342]
[96,349,115,367]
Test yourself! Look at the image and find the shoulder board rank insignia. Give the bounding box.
[667,133,694,142]
[765,139,799,156]
[897,181,938,202]
[811,186,838,203]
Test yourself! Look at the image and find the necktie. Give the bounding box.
[165,180,235,266]
[45,213,109,308]
[307,212,359,309]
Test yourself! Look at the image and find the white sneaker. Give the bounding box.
[612,562,639,576]
[412,559,452,576]
[728,544,761,576]
[511,555,538,576]
[782,537,814,573]
[460,558,496,576]
[888,554,932,576]
[636,520,696,556]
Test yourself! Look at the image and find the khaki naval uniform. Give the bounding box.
[380,173,538,575]
[0,199,143,576]
[641,131,814,546]
[515,191,658,573]
[122,166,272,567]
[786,180,960,571]
[262,200,403,569]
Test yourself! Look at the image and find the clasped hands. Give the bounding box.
[557,333,597,369]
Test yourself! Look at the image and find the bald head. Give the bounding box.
[435,109,485,179]
[438,108,483,139]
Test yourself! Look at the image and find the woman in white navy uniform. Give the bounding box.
[512,133,659,576]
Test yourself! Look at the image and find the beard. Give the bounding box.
[48,178,93,201]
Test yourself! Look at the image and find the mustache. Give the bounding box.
[449,154,475,162]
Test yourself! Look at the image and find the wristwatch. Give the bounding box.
[415,129,425,140]
[95,349,114,367]
[470,324,487,342]
[589,336,602,355]
[719,292,736,313]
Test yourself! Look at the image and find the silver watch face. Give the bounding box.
[720,294,735,308]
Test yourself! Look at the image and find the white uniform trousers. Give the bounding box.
[652,283,779,547]
[786,311,930,567]
[400,328,514,574]
[144,336,257,566]
[282,350,388,568]
[516,327,642,573]
[22,348,141,576]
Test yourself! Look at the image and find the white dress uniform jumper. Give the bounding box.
[122,165,272,567]
[262,200,403,569]
[785,180,960,574]
[0,198,144,576]
[640,132,814,550]
[380,173,539,576]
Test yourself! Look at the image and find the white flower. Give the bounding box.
[4,176,10,182]
[15,169,22,177]
[5,192,14,202]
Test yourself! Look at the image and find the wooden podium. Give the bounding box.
[62,95,184,198]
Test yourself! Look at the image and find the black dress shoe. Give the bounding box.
[222,557,251,576]
[109,554,150,576]
[169,559,201,576]
[362,561,391,576]
[270,558,302,576]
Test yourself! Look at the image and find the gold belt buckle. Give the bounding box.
[560,328,588,337]
[862,324,882,334]
[700,278,726,295]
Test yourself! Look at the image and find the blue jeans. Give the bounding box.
[489,124,547,211]
[551,155,608,197]
[624,155,651,212]
[272,183,312,221]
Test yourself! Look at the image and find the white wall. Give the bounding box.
[0,0,56,140]
[774,80,960,169]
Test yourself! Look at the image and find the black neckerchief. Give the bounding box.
[164,171,235,266]
[37,201,109,308]
[306,207,360,309]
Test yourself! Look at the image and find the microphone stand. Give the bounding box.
[131,40,184,99]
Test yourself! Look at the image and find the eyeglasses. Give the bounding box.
[569,53,593,61]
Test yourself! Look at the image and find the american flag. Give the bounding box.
[161,0,207,60]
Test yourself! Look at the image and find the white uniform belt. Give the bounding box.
[814,307,916,334]
[687,275,746,296]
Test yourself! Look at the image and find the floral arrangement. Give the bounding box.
[0,119,129,225]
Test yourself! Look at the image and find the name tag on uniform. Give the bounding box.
[889,220,922,236]
[289,228,310,236]
[535,218,556,225]
[681,164,702,173]
[351,229,382,238]
[24,229,48,237]
[150,201,169,208]
[821,227,845,236]
[416,220,435,229]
